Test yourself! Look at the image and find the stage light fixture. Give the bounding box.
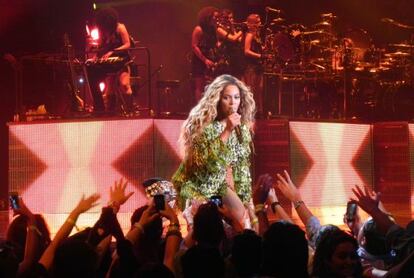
[99,81,106,93]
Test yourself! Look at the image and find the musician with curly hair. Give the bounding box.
[87,7,133,113]
[191,6,219,103]
[172,74,256,226]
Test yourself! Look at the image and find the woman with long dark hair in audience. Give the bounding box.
[312,229,363,278]
[172,74,256,227]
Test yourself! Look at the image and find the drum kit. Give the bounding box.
[261,10,414,120]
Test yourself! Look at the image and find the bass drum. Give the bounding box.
[273,32,296,63]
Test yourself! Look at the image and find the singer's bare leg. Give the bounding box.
[223,167,247,226]
[222,186,246,226]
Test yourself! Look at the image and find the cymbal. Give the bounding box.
[384,51,411,57]
[389,43,414,48]
[314,21,331,27]
[381,18,414,29]
[303,29,335,36]
[321,13,336,18]
[302,30,326,35]
[272,18,285,24]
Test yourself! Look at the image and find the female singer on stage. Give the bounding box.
[172,74,256,226]
[88,7,133,112]
[243,14,264,117]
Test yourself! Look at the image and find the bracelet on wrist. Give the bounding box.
[66,217,80,231]
[134,222,145,235]
[28,225,42,237]
[251,217,259,225]
[108,201,120,210]
[168,225,180,232]
[293,200,304,210]
[169,222,180,228]
[271,201,280,213]
[254,204,265,215]
[166,229,182,239]
[66,217,76,225]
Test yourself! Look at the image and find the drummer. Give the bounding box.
[332,37,355,71]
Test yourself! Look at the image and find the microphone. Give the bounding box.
[265,6,281,13]
[230,107,243,144]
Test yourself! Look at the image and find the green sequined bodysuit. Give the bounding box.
[172,121,252,209]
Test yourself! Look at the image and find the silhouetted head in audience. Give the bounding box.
[6,214,51,262]
[262,221,309,277]
[0,240,19,278]
[192,202,225,247]
[135,262,175,278]
[358,218,388,256]
[312,229,363,278]
[315,224,341,249]
[181,245,225,278]
[53,238,98,278]
[406,220,414,235]
[130,205,163,264]
[131,205,163,242]
[230,229,262,277]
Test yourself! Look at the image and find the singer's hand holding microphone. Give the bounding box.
[226,107,243,143]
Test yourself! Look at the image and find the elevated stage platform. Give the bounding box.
[4,117,414,237]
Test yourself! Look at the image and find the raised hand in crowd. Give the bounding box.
[218,203,244,233]
[14,198,41,275]
[350,184,381,215]
[74,193,101,214]
[245,200,259,233]
[343,201,362,237]
[267,187,292,223]
[109,178,134,213]
[159,200,181,272]
[276,170,301,203]
[126,201,160,244]
[252,173,273,205]
[39,193,100,270]
[252,173,273,235]
[276,170,317,245]
[276,170,313,225]
[350,184,394,234]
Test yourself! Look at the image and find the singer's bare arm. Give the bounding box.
[192,26,214,69]
[244,32,261,59]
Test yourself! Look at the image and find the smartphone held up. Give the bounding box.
[9,192,20,210]
[345,201,358,222]
[154,194,165,211]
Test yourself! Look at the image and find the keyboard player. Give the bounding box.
[86,7,133,114]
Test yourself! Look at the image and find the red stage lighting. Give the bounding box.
[99,81,105,93]
[91,28,99,41]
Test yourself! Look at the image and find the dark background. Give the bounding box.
[1,0,414,207]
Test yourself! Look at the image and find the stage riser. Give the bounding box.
[4,119,414,238]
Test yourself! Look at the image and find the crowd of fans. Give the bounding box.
[2,173,414,278]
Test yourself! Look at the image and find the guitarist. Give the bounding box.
[191,6,219,103]
[87,7,133,113]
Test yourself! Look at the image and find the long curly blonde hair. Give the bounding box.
[179,74,256,161]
